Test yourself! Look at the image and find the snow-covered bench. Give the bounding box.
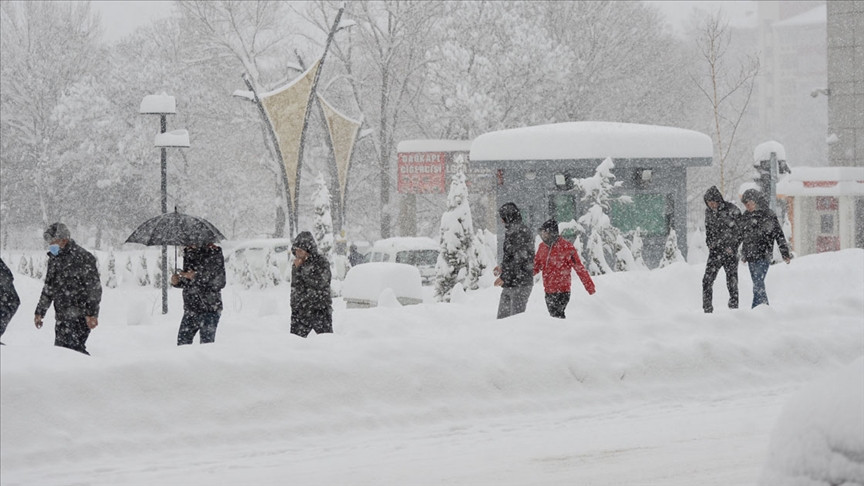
[342,262,423,308]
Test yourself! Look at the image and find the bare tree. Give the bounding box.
[691,12,759,195]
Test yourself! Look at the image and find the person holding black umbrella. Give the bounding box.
[171,243,226,345]
[34,223,102,355]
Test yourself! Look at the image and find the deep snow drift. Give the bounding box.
[1,249,862,485]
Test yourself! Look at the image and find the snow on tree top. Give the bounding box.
[753,140,787,162]
[139,93,176,114]
[469,122,712,161]
[397,140,472,153]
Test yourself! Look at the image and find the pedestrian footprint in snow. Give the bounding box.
[34,223,102,355]
[533,219,595,318]
[171,243,226,345]
[290,231,333,337]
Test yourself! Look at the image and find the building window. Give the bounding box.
[610,194,667,237]
[820,213,835,234]
[816,196,838,210]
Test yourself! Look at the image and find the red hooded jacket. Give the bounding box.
[533,238,595,295]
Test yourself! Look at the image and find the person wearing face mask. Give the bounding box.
[34,223,102,355]
[533,219,595,318]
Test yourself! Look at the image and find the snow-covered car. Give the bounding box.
[223,238,294,281]
[365,237,439,284]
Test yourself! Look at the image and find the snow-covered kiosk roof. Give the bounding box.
[777,167,864,197]
[470,122,713,167]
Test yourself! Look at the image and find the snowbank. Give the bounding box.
[1,249,862,484]
[760,357,864,485]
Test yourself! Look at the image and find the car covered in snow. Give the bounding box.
[365,237,439,284]
[223,238,294,281]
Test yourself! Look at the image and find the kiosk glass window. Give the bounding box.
[610,194,667,236]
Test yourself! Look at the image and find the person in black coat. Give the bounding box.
[494,202,535,319]
[702,186,742,313]
[290,231,332,337]
[34,223,102,355]
[171,243,226,345]
[739,189,792,308]
[0,257,21,345]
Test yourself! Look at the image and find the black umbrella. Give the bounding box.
[126,210,225,247]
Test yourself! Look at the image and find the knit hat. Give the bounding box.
[539,219,559,234]
[43,222,71,242]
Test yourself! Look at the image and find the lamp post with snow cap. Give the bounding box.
[139,93,190,314]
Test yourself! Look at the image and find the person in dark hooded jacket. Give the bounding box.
[0,257,21,345]
[171,243,226,345]
[702,186,742,313]
[494,203,535,319]
[34,223,102,355]
[739,189,791,308]
[290,231,332,337]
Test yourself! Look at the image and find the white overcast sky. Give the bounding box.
[91,0,758,43]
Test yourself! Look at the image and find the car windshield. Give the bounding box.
[396,249,438,266]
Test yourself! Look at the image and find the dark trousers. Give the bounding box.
[702,252,739,312]
[55,317,91,355]
[178,311,220,345]
[544,292,571,319]
[291,310,333,338]
[497,285,533,319]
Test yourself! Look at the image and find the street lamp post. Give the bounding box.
[139,93,189,314]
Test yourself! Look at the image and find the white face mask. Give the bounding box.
[48,244,60,256]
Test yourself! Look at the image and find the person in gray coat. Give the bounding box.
[34,223,102,355]
[494,203,535,319]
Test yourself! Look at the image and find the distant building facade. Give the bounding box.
[826,1,864,168]
[778,167,864,255]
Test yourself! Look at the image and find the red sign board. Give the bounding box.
[398,152,446,194]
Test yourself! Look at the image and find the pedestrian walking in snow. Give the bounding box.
[348,244,364,267]
[533,220,595,318]
[34,223,102,355]
[290,231,333,337]
[0,257,21,345]
[739,189,791,308]
[702,186,742,313]
[171,243,226,345]
[494,203,535,319]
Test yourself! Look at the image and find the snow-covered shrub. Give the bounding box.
[18,255,29,276]
[571,157,635,275]
[105,250,118,288]
[627,228,649,271]
[138,255,151,286]
[312,172,335,266]
[760,358,864,486]
[658,228,685,268]
[434,154,479,301]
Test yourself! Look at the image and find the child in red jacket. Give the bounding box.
[533,219,595,318]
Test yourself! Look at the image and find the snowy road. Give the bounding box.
[4,386,792,486]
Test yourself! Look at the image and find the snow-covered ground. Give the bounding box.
[1,249,862,485]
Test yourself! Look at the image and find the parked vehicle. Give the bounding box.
[366,237,439,284]
[223,238,293,280]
